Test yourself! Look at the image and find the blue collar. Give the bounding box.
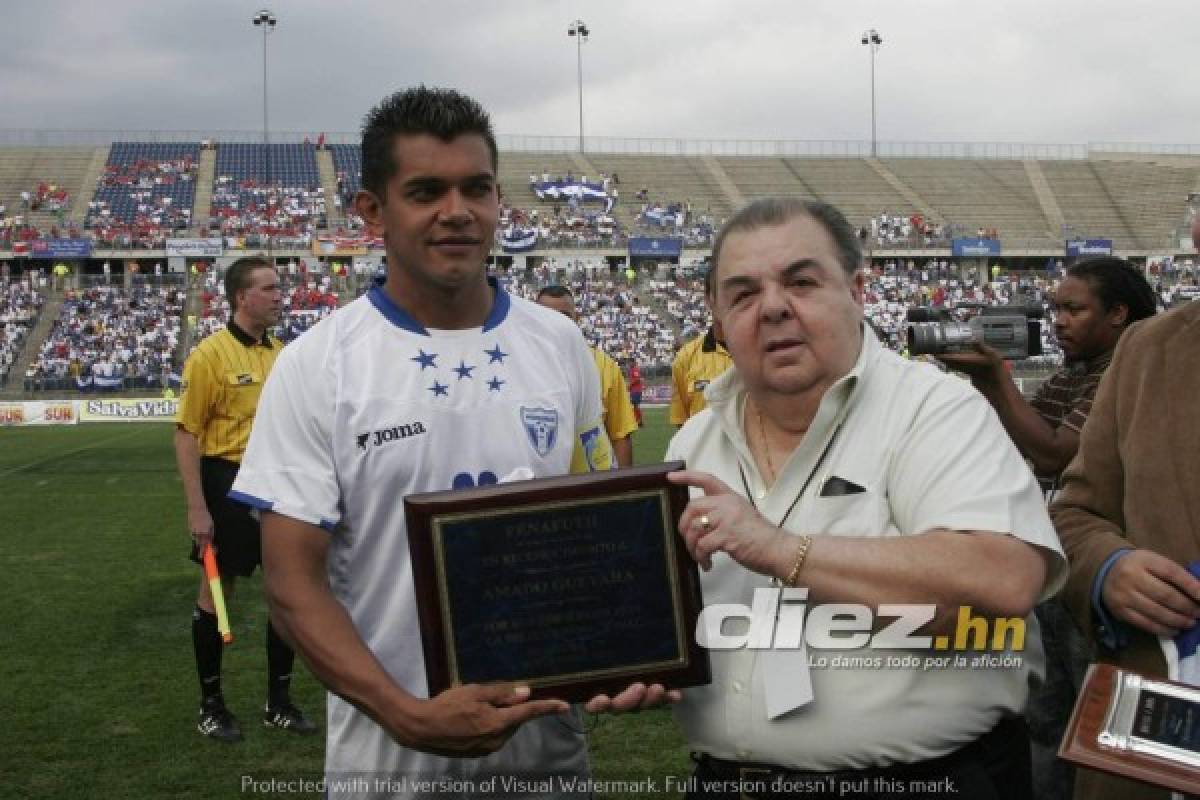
[367,275,510,335]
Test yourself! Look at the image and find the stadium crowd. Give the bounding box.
[28,285,182,391]
[207,178,327,243]
[85,156,197,248]
[191,265,340,347]
[27,183,70,213]
[0,276,43,386]
[864,211,952,248]
[499,202,621,249]
[505,264,676,369]
[10,250,1198,394]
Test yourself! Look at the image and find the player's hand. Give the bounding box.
[1101,549,1200,637]
[187,506,215,551]
[584,682,681,714]
[935,342,1005,382]
[668,469,790,575]
[402,684,570,758]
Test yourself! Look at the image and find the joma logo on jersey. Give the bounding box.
[357,421,427,452]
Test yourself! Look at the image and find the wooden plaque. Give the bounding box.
[1059,662,1200,794]
[403,461,710,703]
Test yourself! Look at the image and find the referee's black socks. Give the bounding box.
[266,620,295,708]
[192,605,224,706]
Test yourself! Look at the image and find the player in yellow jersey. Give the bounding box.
[536,285,638,466]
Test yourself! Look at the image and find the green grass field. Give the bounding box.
[0,406,690,799]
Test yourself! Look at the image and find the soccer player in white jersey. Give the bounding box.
[231,87,672,799]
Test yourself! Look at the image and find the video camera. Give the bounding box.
[905,304,1044,360]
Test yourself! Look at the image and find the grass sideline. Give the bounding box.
[0,406,691,799]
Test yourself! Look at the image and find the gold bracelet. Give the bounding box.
[782,535,813,588]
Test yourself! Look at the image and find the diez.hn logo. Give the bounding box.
[696,588,1026,655]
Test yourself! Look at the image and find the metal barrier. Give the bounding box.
[3,130,1195,159]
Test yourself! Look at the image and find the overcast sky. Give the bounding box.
[3,0,1196,146]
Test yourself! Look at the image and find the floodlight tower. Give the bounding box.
[568,19,590,153]
[253,10,277,188]
[861,28,883,157]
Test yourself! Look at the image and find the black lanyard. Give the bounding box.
[738,420,844,532]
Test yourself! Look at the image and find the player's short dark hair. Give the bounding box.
[535,284,574,301]
[224,256,274,313]
[1067,256,1158,324]
[360,86,497,203]
[710,197,863,286]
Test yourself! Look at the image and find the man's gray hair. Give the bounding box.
[710,197,863,285]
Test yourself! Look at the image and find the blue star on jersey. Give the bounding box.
[487,376,505,392]
[412,349,438,370]
[453,361,475,380]
[429,381,449,397]
[484,344,509,364]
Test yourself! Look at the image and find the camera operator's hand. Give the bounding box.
[935,342,1006,385]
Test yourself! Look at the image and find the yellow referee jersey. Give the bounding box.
[670,329,733,425]
[176,323,281,463]
[591,347,638,443]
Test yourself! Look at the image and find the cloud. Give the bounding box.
[1,0,1196,144]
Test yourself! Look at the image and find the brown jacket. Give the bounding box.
[1051,300,1200,800]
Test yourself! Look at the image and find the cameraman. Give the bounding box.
[938,255,1156,800]
[938,257,1156,491]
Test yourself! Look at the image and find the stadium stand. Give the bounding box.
[85,142,200,248]
[879,159,1055,247]
[0,276,44,387]
[3,138,1200,399]
[208,143,326,242]
[29,285,183,391]
[0,146,96,236]
[190,262,340,350]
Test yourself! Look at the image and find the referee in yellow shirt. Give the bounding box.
[175,256,316,742]
[670,267,733,426]
[536,285,638,467]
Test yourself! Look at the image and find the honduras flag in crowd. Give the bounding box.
[533,180,615,213]
[501,226,538,253]
[641,206,672,227]
[1159,562,1200,687]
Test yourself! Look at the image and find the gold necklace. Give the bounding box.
[756,402,776,484]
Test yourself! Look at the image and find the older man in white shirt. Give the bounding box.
[666,197,1065,799]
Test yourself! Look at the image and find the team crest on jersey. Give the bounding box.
[520,406,558,457]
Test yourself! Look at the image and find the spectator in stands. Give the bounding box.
[670,266,733,427]
[938,256,1157,800]
[1050,217,1200,800]
[536,284,638,467]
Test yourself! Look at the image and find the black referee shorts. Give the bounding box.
[188,456,262,578]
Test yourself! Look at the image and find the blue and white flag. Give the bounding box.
[1159,562,1200,686]
[533,180,615,213]
[640,206,684,228]
[501,227,538,253]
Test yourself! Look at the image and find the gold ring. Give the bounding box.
[699,515,712,531]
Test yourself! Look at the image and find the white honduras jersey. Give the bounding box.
[232,280,604,796]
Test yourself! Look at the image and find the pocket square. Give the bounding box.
[820,476,866,497]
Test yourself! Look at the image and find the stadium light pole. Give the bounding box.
[253,9,277,257]
[861,28,882,157]
[253,10,277,188]
[568,19,589,153]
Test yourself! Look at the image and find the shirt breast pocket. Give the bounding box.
[804,483,896,538]
[224,370,264,419]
